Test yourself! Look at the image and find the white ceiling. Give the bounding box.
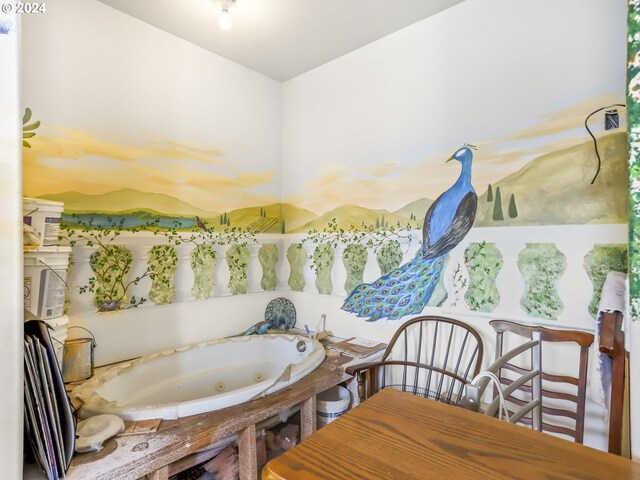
[97,0,465,81]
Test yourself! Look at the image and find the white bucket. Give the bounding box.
[43,315,69,369]
[23,197,64,246]
[317,386,350,428]
[24,247,71,320]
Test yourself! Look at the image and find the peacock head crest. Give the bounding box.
[447,143,476,164]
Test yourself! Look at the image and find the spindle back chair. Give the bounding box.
[347,316,484,404]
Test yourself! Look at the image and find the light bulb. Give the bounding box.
[219,10,232,30]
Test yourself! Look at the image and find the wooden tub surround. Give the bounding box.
[66,355,352,480]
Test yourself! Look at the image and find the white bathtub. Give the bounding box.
[71,334,326,421]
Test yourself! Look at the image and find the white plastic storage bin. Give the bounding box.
[23,197,64,246]
[24,247,71,320]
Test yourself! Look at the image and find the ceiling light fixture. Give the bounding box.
[217,0,236,31]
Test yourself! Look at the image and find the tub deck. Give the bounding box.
[66,355,353,480]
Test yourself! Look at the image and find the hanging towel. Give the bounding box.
[590,271,626,419]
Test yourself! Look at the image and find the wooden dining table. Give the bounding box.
[262,387,640,480]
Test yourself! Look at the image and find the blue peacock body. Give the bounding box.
[342,145,478,321]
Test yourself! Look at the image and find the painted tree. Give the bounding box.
[487,183,494,202]
[281,220,286,234]
[492,187,504,221]
[508,193,518,218]
[376,217,380,228]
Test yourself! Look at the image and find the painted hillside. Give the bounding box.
[40,189,218,217]
[291,204,420,233]
[286,133,627,232]
[41,133,627,234]
[475,131,627,226]
[393,197,434,221]
[43,189,284,233]
[282,204,319,232]
[210,203,283,233]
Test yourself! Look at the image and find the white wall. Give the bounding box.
[280,0,627,345]
[281,0,626,213]
[280,0,627,452]
[21,0,282,210]
[0,10,24,479]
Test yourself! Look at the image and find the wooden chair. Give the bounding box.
[461,333,543,428]
[598,310,626,455]
[488,320,594,443]
[346,316,484,405]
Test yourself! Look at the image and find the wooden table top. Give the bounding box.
[262,388,640,480]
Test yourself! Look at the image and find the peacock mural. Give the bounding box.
[341,144,477,321]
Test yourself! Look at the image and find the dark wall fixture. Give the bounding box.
[585,103,626,184]
[604,109,620,130]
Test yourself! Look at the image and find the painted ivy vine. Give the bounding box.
[61,216,257,311]
[300,218,414,275]
[158,219,257,296]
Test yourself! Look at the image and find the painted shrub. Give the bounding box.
[259,244,279,291]
[226,244,249,295]
[148,245,178,304]
[518,243,566,320]
[583,244,628,318]
[314,244,335,295]
[464,242,503,313]
[190,245,217,300]
[89,245,133,311]
[287,244,306,292]
[343,244,368,294]
[376,240,404,276]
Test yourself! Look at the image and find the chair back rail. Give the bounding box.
[347,316,484,404]
[489,319,594,444]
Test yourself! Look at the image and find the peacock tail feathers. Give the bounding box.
[341,252,446,322]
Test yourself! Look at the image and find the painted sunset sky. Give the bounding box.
[23,93,625,217]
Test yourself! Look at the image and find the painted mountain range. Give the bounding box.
[41,189,219,218]
[41,132,627,233]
